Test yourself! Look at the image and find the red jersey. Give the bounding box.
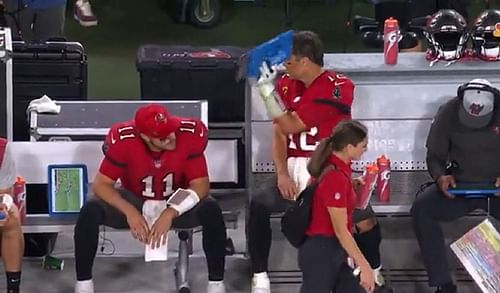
[276,71,354,157]
[99,118,208,200]
[306,155,356,238]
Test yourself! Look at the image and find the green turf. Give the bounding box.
[54,168,83,212]
[63,0,498,98]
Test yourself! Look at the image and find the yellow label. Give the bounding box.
[494,22,500,37]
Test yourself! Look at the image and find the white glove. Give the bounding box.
[257,62,285,118]
[257,62,278,98]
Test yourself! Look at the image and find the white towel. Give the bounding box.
[27,95,61,114]
[287,157,311,197]
[142,200,168,262]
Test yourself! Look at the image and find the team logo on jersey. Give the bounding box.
[333,86,341,100]
[154,159,162,168]
[282,86,288,96]
[293,96,301,103]
[155,112,166,123]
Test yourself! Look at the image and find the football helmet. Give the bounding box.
[472,9,500,61]
[424,9,469,63]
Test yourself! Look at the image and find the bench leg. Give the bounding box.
[174,230,192,293]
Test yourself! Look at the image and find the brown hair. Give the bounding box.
[292,31,324,66]
[307,120,368,177]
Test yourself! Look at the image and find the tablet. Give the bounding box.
[47,164,88,216]
[448,182,499,198]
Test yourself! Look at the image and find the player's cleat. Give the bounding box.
[207,280,226,293]
[74,279,94,293]
[251,272,271,293]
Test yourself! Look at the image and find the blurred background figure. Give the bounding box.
[74,0,98,27]
[2,0,66,41]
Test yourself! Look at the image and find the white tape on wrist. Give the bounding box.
[263,91,286,118]
[166,188,200,216]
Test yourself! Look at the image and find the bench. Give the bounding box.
[247,52,500,286]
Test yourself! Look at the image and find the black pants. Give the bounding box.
[248,176,376,274]
[74,189,227,281]
[410,184,500,287]
[298,236,365,293]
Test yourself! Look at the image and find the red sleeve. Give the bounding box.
[98,125,133,180]
[316,171,349,208]
[179,119,209,183]
[296,77,354,129]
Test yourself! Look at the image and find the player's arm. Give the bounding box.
[272,123,290,177]
[273,112,307,135]
[165,121,209,218]
[93,128,137,217]
[92,172,137,217]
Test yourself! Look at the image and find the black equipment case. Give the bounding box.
[12,41,88,141]
[136,45,246,123]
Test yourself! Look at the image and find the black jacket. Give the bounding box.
[426,97,500,182]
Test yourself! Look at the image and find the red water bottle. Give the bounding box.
[13,176,26,224]
[383,17,400,65]
[357,163,379,209]
[376,155,391,202]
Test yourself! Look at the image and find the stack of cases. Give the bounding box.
[12,41,88,141]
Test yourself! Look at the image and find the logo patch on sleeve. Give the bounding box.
[334,192,341,200]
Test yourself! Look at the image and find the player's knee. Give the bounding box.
[75,200,105,230]
[197,198,223,223]
[355,216,377,233]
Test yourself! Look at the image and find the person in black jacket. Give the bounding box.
[411,78,500,293]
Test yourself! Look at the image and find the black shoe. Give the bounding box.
[435,283,457,293]
[374,285,395,293]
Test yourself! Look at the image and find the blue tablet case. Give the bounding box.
[448,182,499,198]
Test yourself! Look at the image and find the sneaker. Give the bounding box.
[75,279,94,293]
[207,280,226,293]
[251,272,271,293]
[435,283,457,293]
[74,0,98,27]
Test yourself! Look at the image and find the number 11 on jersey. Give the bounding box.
[141,174,173,198]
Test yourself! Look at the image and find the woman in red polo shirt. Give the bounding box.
[298,120,375,293]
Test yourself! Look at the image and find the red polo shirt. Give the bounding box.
[305,154,356,237]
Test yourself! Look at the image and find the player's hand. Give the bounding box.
[495,177,500,196]
[257,62,278,98]
[126,209,149,244]
[277,173,298,200]
[359,265,375,293]
[148,210,174,249]
[437,175,456,198]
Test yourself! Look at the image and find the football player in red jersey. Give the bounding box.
[74,104,227,293]
[249,31,392,293]
[0,138,24,293]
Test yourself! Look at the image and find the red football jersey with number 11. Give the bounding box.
[99,118,208,200]
[276,71,354,157]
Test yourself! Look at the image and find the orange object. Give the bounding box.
[494,22,500,37]
[383,17,400,65]
[13,177,26,224]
